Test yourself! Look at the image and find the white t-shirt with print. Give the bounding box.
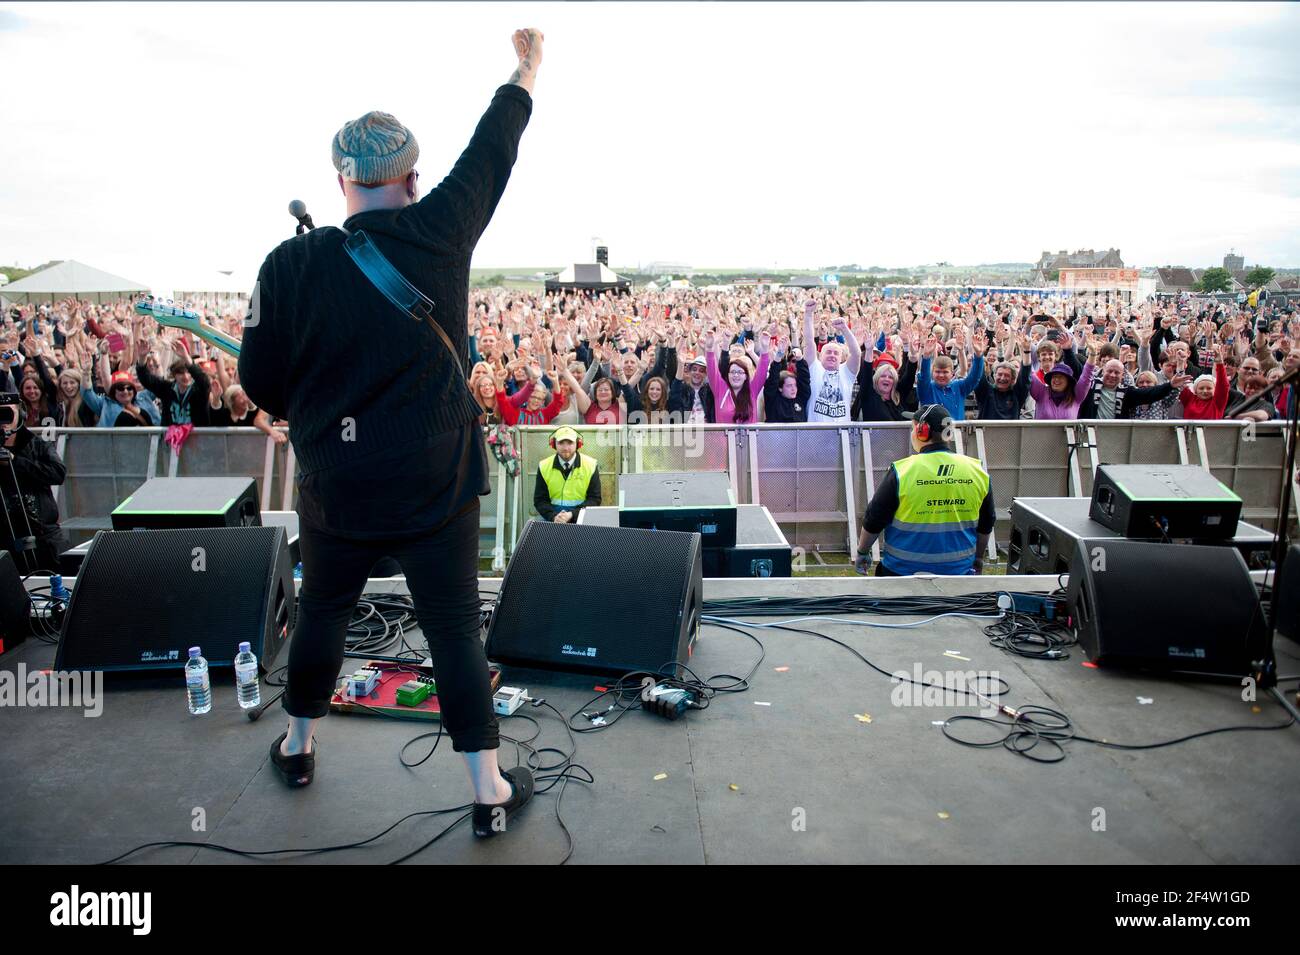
[807,362,854,423]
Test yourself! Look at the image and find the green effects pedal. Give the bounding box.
[396,678,435,707]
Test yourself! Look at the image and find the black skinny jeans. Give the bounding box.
[284,501,498,752]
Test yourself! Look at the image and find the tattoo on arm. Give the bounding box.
[509,58,534,88]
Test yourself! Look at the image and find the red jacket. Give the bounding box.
[1178,362,1229,420]
[516,386,565,425]
[496,380,534,426]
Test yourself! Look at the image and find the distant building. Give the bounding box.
[1223,250,1244,272]
[644,262,691,275]
[1155,267,1202,294]
[1035,248,1124,272]
[1235,272,1283,293]
[1031,249,1123,286]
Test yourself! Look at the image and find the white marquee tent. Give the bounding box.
[0,260,150,304]
[544,263,631,294]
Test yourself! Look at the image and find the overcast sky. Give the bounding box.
[2,1,1298,288]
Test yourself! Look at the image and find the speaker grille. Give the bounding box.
[1067,539,1263,672]
[57,527,291,672]
[487,521,701,676]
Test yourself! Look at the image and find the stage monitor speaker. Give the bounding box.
[485,520,702,677]
[111,476,260,531]
[0,551,32,655]
[1090,465,1241,540]
[1065,538,1265,674]
[55,527,294,674]
[1274,544,1300,641]
[1008,497,1275,577]
[618,471,737,548]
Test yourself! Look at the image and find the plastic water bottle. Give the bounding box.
[185,647,211,715]
[234,641,260,709]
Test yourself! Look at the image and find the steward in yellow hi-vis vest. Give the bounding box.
[854,405,995,576]
[533,426,602,524]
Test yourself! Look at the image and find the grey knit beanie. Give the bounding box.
[331,110,419,184]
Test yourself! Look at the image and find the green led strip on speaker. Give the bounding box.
[112,496,239,515]
[1109,480,1241,503]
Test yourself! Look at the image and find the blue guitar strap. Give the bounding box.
[338,226,465,374]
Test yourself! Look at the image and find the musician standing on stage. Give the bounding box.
[240,29,544,837]
[854,404,996,577]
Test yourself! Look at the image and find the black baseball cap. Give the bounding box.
[903,404,952,434]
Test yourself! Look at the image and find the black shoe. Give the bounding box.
[472,766,534,838]
[270,731,315,788]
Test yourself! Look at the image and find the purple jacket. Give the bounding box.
[1029,361,1094,420]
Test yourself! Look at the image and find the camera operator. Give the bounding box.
[0,394,69,573]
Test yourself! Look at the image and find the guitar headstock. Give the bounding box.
[134,296,202,332]
[132,295,242,359]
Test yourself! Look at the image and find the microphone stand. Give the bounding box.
[1225,364,1300,722]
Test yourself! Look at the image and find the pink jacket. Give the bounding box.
[707,350,771,424]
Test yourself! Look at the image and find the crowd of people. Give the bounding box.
[5,286,1295,441]
[461,286,1297,435]
[1,298,283,437]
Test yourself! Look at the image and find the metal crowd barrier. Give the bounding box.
[49,421,1295,563]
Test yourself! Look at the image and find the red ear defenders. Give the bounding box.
[549,433,583,450]
[913,405,943,441]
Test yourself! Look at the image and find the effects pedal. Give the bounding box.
[395,679,434,707]
[492,686,526,716]
[344,667,381,699]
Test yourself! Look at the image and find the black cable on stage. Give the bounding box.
[533,701,594,865]
[99,697,593,866]
[701,592,1006,618]
[399,717,444,768]
[23,582,64,644]
[97,802,475,866]
[750,619,1009,702]
[983,611,1078,660]
[1073,715,1298,750]
[705,601,1293,764]
[345,593,422,658]
[943,706,1298,763]
[386,704,593,865]
[566,621,765,733]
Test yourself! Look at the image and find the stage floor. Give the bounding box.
[2,576,1297,865]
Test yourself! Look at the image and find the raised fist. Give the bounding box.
[512,29,544,66]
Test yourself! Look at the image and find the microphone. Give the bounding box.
[288,199,315,235]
